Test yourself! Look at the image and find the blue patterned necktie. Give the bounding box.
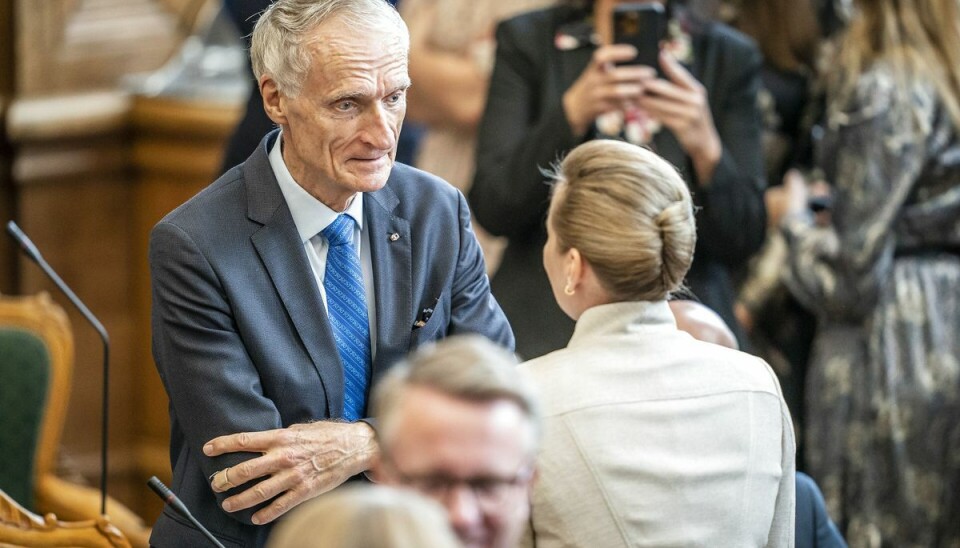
[321,214,371,421]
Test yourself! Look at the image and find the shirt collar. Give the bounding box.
[269,131,364,243]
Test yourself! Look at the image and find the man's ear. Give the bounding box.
[260,75,288,126]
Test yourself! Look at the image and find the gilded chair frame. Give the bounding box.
[0,488,130,547]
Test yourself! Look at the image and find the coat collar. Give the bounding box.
[567,300,677,348]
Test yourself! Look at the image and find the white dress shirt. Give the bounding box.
[519,300,795,547]
[268,134,378,354]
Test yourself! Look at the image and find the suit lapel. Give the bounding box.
[246,132,340,418]
[365,179,411,385]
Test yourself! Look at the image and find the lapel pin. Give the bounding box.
[389,232,401,242]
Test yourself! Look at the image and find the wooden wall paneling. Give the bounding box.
[0,0,15,294]
[6,0,233,525]
[0,0,11,93]
[16,168,136,458]
[0,129,15,295]
[15,0,185,95]
[131,94,241,520]
[0,141,14,294]
[8,91,145,518]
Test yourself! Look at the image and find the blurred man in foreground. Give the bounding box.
[373,336,539,548]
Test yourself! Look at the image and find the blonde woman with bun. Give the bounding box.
[266,484,460,548]
[519,140,795,547]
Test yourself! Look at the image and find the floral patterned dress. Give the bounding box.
[782,63,960,547]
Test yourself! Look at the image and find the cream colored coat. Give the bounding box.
[519,301,795,547]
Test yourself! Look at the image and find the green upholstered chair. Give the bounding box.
[0,293,69,517]
[0,292,148,547]
[0,325,50,511]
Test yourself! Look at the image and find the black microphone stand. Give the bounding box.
[6,220,110,515]
[148,476,226,548]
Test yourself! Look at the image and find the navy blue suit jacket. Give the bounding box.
[796,472,847,548]
[149,131,513,547]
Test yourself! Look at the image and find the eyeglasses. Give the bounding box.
[381,455,534,507]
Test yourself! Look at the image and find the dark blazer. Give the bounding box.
[469,6,766,359]
[149,131,513,547]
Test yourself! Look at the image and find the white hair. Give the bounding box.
[250,0,407,96]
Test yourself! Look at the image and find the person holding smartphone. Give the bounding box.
[469,0,766,360]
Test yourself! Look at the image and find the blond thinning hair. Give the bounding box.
[265,485,460,548]
[372,335,539,451]
[250,0,406,97]
[548,140,696,302]
[836,0,960,128]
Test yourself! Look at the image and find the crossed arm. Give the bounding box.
[204,421,377,524]
[150,221,378,526]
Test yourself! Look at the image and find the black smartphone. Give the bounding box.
[612,3,667,72]
[808,195,833,213]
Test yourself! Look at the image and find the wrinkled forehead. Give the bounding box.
[300,13,409,89]
[308,10,409,59]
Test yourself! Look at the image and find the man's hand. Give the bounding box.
[204,421,378,525]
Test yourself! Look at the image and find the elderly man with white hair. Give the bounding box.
[147,0,512,545]
[373,335,540,548]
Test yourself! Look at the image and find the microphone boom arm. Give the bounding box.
[6,220,110,516]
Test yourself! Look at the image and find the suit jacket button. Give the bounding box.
[389,232,400,242]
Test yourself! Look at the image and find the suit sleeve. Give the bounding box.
[469,20,582,240]
[150,220,281,526]
[449,190,516,349]
[692,40,767,266]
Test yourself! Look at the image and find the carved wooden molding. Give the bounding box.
[5,92,131,185]
[35,476,150,548]
[130,95,242,138]
[0,488,131,547]
[6,92,131,143]
[130,95,241,179]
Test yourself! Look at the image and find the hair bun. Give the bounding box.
[655,200,696,292]
[549,140,696,302]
